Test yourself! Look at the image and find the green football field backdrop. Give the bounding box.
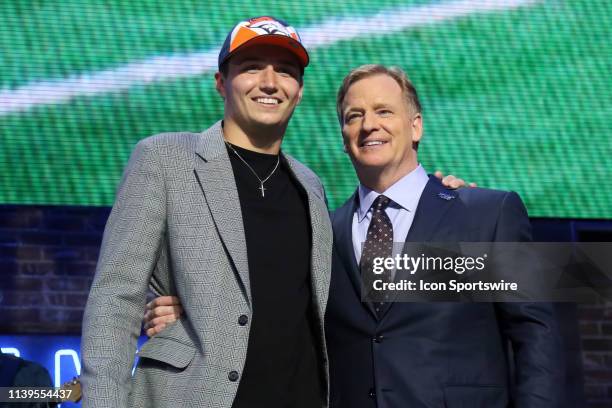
[1,0,611,217]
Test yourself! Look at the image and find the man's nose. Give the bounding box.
[362,111,380,133]
[259,66,278,93]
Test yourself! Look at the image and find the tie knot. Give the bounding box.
[373,195,391,210]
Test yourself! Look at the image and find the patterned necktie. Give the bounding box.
[360,195,393,318]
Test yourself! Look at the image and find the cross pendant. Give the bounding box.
[259,183,266,197]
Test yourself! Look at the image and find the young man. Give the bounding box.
[81,17,331,408]
[149,65,564,407]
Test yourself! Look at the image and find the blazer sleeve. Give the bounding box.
[493,192,565,407]
[81,138,167,407]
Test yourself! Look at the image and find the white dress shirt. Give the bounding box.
[352,164,429,264]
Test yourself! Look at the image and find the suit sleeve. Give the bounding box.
[493,192,565,408]
[81,139,167,407]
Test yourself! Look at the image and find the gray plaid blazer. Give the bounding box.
[81,121,333,407]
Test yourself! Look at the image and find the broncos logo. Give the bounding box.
[251,23,282,35]
[247,19,295,37]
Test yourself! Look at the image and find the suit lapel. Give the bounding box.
[377,176,459,318]
[405,176,458,242]
[284,157,332,318]
[335,177,461,321]
[334,193,379,320]
[193,121,252,306]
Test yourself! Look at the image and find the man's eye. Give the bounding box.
[378,109,392,116]
[277,67,298,77]
[345,113,360,123]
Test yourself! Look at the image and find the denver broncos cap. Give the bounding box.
[218,16,309,69]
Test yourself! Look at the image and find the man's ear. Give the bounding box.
[296,83,304,105]
[411,113,423,144]
[214,72,225,100]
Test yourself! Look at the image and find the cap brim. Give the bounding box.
[224,34,309,68]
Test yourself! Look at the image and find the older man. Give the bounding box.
[326,64,563,407]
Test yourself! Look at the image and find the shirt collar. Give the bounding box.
[357,164,429,222]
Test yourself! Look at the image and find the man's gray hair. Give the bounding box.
[336,64,422,124]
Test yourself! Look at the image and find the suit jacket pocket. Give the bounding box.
[137,336,196,369]
[444,385,508,408]
[137,319,197,369]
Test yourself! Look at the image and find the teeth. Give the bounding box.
[363,141,385,146]
[255,97,279,105]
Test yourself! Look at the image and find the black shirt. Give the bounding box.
[226,143,323,408]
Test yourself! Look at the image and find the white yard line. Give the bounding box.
[0,0,539,115]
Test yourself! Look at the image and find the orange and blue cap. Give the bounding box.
[218,16,309,69]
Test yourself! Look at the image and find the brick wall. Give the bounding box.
[580,302,612,408]
[0,205,611,406]
[0,205,108,333]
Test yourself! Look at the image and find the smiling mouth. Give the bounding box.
[253,97,281,106]
[359,140,388,148]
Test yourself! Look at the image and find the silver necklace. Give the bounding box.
[225,142,280,197]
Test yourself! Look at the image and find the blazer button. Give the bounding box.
[228,371,239,382]
[373,334,384,343]
[368,388,376,398]
[238,315,249,326]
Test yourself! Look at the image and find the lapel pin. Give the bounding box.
[437,192,456,201]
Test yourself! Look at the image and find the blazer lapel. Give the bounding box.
[193,121,252,306]
[334,192,379,320]
[284,157,332,318]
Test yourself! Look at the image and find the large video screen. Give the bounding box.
[1,0,610,217]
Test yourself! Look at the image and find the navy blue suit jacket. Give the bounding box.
[326,176,564,408]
